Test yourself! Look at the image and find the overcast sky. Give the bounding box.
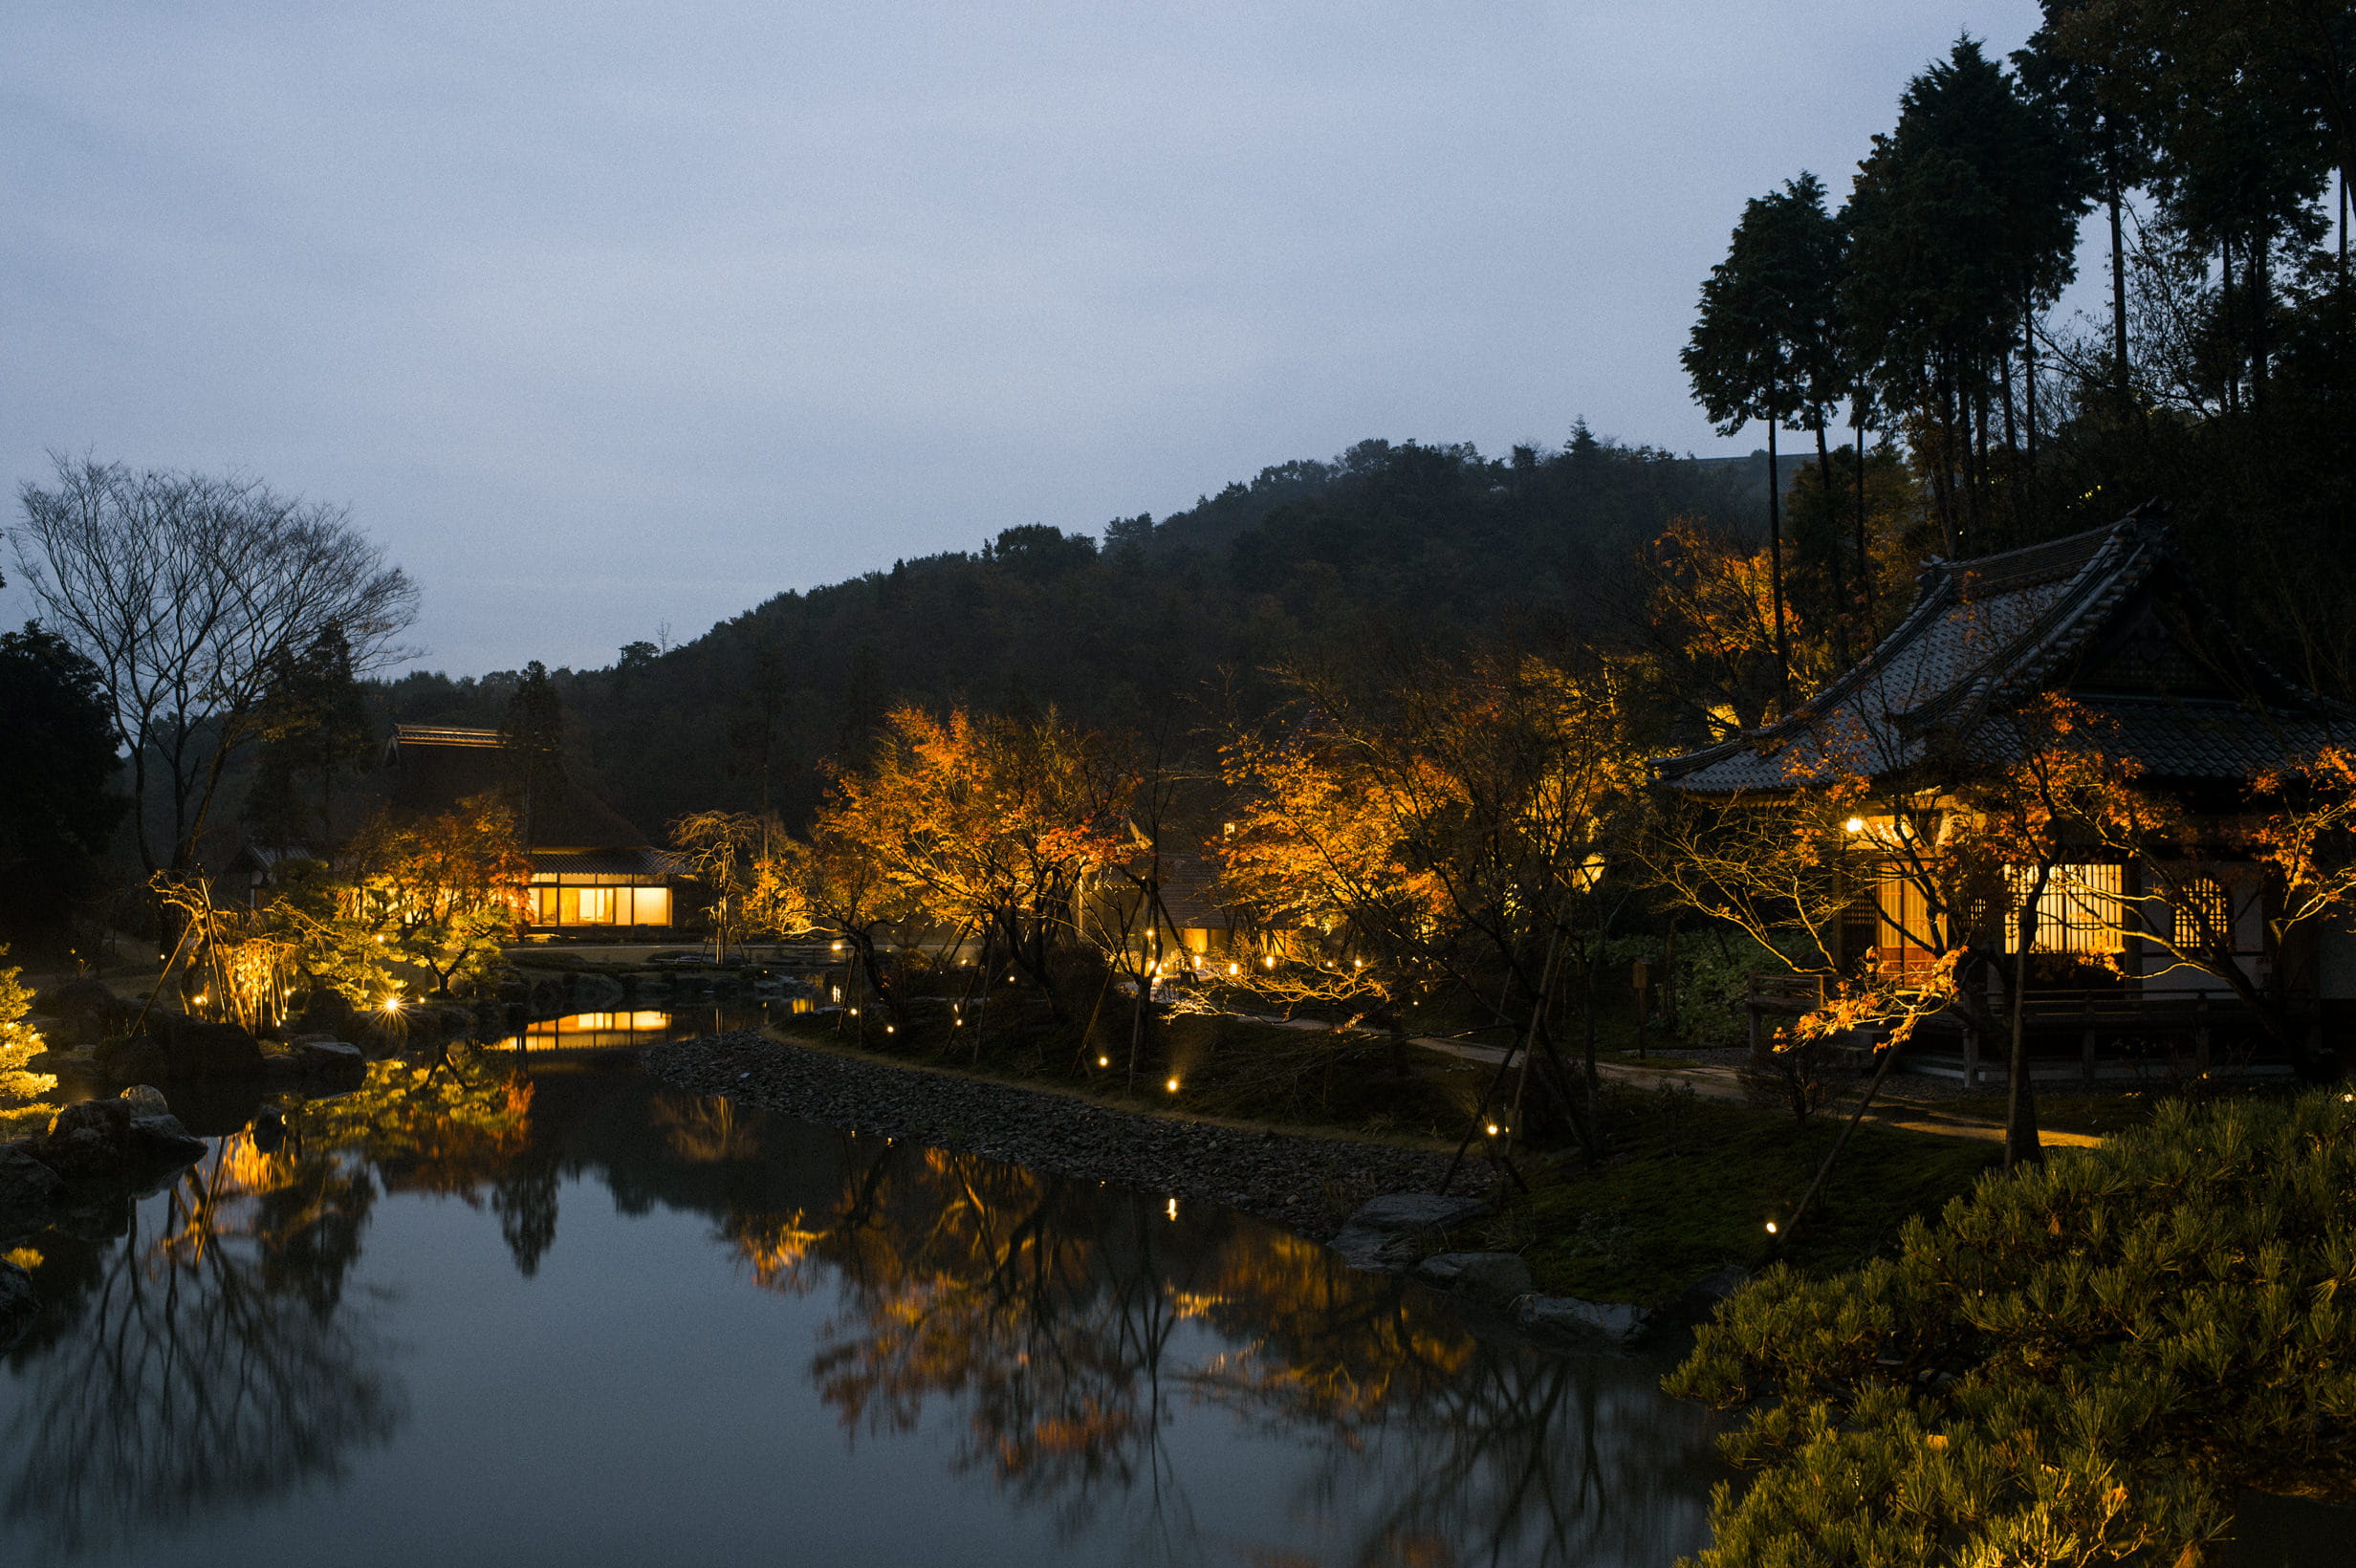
[4,1,2081,676]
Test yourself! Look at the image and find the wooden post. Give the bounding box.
[2082,996,2098,1087]
[1963,1025,1981,1090]
[1632,959,1650,1059]
[1745,969,1762,1059]
[2194,992,2212,1077]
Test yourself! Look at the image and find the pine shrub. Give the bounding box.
[1665,1089,2356,1566]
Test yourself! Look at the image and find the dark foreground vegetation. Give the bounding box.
[1669,1089,2356,1567]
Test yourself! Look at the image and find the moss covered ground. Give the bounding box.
[1458,1080,2003,1305]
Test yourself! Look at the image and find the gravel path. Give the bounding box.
[642,1030,1494,1241]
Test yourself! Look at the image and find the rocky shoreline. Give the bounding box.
[641,1029,1495,1242]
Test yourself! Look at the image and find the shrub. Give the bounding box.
[1665,1089,2356,1566]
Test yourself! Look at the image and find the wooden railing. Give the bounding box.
[1742,970,2277,1085]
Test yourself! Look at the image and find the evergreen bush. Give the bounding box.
[1665,1089,2356,1565]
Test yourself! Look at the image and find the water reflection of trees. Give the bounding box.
[724,1136,1718,1567]
[1,1051,535,1554]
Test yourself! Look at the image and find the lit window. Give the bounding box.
[2171,876,2232,950]
[2005,864,2125,954]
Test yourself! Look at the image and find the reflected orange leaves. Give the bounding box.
[715,1136,1476,1508]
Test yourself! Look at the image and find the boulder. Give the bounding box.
[1514,1293,1653,1347]
[30,979,131,1046]
[119,1085,171,1119]
[25,1097,207,1178]
[1410,1251,1536,1302]
[0,1146,65,1242]
[294,1039,366,1082]
[139,1013,266,1078]
[0,1258,34,1353]
[1328,1192,1493,1271]
[293,988,360,1036]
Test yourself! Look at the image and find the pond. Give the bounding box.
[1,1022,1727,1567]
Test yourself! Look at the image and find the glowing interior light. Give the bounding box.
[1166,1198,1178,1221]
[1227,963,1239,975]
[1485,1122,1500,1136]
[382,996,404,1013]
[1844,817,1866,834]
[1262,955,1276,969]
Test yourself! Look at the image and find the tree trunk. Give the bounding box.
[1854,416,1874,614]
[2108,180,2131,414]
[1812,421,1844,664]
[2007,865,2051,1171]
[1767,410,1790,708]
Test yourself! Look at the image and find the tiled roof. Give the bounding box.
[1657,508,2347,794]
[533,847,687,880]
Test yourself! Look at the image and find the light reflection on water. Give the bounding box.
[0,1048,1725,1566]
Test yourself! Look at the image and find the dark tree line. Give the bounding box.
[375,433,1770,838]
[1687,8,2356,705]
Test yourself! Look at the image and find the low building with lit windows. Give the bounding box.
[1655,507,2353,1084]
[384,726,686,936]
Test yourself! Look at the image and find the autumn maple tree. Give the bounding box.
[348,794,533,997]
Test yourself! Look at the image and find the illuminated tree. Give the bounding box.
[757,818,916,1028]
[670,808,773,962]
[816,705,1131,1014]
[0,951,58,1139]
[348,795,532,998]
[1218,647,1648,1153]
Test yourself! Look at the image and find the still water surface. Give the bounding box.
[1,1023,1724,1566]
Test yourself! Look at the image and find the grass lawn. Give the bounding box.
[1459,1081,2003,1305]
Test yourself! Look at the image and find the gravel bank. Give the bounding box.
[642,1030,1494,1241]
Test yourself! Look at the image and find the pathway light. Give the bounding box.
[1165,1076,1179,1093]
[1098,1056,1110,1067]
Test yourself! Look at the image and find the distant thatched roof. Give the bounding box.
[383,726,651,850]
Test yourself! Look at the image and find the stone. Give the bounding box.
[30,979,131,1046]
[1514,1293,1653,1347]
[128,1114,209,1166]
[1328,1192,1493,1271]
[294,988,360,1035]
[24,1097,207,1179]
[0,1146,65,1241]
[141,1013,266,1077]
[1410,1251,1535,1301]
[119,1085,170,1118]
[0,1259,34,1353]
[295,1040,366,1081]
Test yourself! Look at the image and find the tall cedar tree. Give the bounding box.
[499,661,566,845]
[245,621,373,851]
[1683,173,1845,704]
[1841,38,2083,555]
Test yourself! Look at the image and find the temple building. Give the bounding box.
[1655,507,2354,1082]
[383,726,685,934]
